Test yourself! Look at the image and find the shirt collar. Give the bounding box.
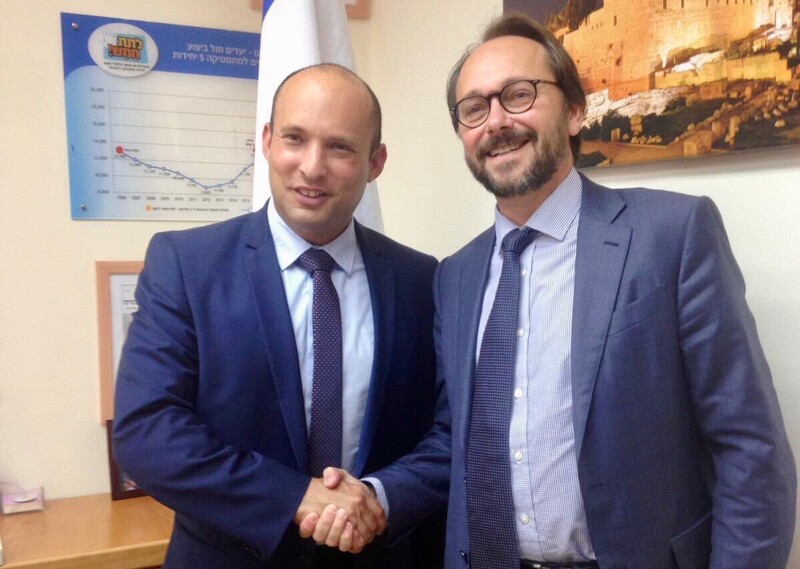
[267,199,358,275]
[493,167,582,246]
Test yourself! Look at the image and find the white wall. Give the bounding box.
[1,0,798,564]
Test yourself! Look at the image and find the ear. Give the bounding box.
[367,143,388,183]
[567,104,585,138]
[262,123,273,161]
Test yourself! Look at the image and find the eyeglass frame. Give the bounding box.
[449,79,561,129]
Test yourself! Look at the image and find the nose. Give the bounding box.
[299,143,327,180]
[484,96,513,133]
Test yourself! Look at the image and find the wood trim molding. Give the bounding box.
[344,0,370,19]
[250,0,370,20]
[96,261,143,423]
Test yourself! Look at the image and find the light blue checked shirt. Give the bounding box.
[477,168,595,562]
[268,200,374,474]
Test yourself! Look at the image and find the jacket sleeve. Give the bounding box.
[112,232,310,561]
[369,260,452,544]
[677,197,796,568]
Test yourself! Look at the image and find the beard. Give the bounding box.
[466,121,570,199]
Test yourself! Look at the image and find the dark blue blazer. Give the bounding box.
[113,206,441,568]
[375,176,796,569]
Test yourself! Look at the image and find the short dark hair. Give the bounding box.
[270,63,383,152]
[446,13,586,161]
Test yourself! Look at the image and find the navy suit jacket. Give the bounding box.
[375,176,796,569]
[113,206,441,568]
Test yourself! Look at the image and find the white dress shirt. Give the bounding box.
[477,168,595,562]
[267,200,374,473]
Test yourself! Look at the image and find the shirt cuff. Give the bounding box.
[361,477,389,519]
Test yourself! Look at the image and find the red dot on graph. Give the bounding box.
[116,146,124,154]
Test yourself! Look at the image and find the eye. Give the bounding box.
[505,87,534,102]
[330,141,354,153]
[281,133,302,144]
[461,100,487,119]
[501,84,536,112]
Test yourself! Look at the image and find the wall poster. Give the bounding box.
[504,0,800,167]
[61,13,260,220]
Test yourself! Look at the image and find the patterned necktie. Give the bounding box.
[466,227,537,569]
[297,248,343,478]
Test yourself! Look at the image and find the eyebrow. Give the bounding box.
[458,76,544,100]
[278,125,360,149]
[328,136,358,149]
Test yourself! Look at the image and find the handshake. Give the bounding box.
[294,467,387,553]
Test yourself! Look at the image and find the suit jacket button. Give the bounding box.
[461,550,469,564]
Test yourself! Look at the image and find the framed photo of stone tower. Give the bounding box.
[505,0,800,167]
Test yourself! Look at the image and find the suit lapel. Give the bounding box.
[454,229,495,452]
[243,206,308,470]
[571,176,630,459]
[352,223,394,476]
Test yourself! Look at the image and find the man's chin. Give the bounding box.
[475,154,565,199]
[468,162,518,197]
[477,174,528,198]
[487,183,535,199]
[486,167,563,198]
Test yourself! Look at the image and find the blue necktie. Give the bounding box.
[298,248,343,478]
[466,227,537,569]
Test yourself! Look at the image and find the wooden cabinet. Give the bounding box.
[0,493,173,568]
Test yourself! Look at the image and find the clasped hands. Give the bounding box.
[294,467,386,553]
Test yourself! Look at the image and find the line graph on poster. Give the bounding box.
[108,88,254,208]
[114,145,253,193]
[67,69,259,221]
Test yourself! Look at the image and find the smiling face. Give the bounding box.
[456,36,583,209]
[263,67,386,245]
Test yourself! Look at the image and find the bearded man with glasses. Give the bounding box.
[306,12,796,569]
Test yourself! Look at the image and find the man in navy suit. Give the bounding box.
[315,13,796,569]
[112,64,443,568]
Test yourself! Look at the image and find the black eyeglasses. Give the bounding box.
[450,79,561,128]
